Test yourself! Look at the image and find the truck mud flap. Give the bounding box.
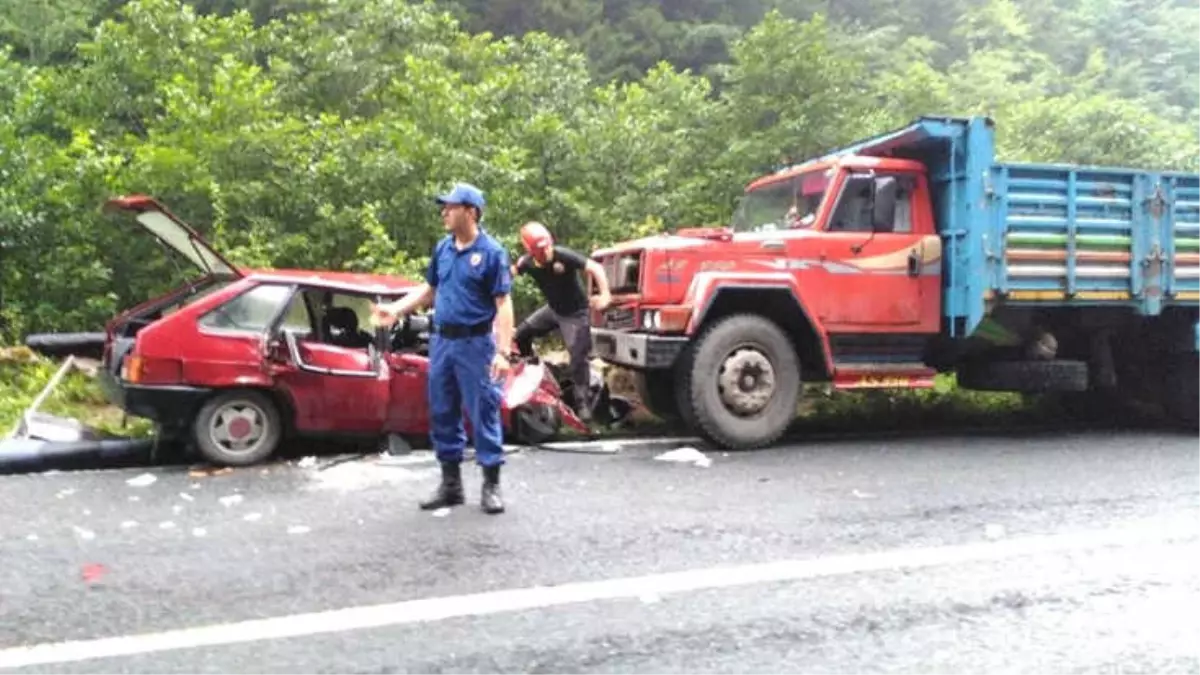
[957,359,1089,393]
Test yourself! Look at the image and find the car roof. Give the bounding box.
[242,268,418,295]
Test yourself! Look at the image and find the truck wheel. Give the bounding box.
[681,314,801,450]
[192,390,283,467]
[633,370,680,421]
[1162,353,1199,429]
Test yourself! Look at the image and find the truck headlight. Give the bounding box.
[641,310,660,330]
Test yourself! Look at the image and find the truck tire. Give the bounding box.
[680,314,801,450]
[1162,353,1199,429]
[957,359,1089,393]
[192,390,283,467]
[633,370,680,421]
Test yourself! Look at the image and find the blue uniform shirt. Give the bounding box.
[425,229,512,327]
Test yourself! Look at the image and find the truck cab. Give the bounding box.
[591,155,945,450]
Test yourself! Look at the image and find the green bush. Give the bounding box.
[0,347,154,438]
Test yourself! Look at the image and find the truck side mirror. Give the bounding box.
[872,176,898,231]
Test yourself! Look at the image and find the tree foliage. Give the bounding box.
[0,0,1196,340]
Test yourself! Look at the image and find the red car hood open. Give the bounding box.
[103,195,243,279]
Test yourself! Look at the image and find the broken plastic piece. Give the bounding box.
[80,563,107,583]
[126,473,157,487]
[655,447,712,468]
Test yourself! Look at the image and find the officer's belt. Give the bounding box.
[434,320,492,339]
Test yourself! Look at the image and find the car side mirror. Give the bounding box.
[872,176,898,231]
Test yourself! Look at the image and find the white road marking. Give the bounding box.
[0,519,1192,670]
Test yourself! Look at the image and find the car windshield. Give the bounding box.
[732,170,831,233]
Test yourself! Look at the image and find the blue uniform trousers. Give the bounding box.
[427,333,505,467]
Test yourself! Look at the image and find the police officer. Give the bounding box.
[371,183,514,515]
[511,221,612,421]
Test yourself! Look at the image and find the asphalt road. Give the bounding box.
[0,428,1196,673]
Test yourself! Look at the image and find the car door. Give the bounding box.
[266,288,391,433]
[384,352,431,433]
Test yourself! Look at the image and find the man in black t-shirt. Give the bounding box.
[512,222,612,421]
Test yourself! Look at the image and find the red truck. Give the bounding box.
[589,116,1200,449]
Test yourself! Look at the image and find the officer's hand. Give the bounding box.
[589,292,612,311]
[369,303,400,328]
[491,352,511,379]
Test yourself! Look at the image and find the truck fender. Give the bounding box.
[683,272,834,376]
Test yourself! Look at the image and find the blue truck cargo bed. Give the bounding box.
[813,116,1200,338]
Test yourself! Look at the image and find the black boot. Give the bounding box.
[419,461,464,510]
[480,465,505,515]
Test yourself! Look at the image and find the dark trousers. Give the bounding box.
[514,305,592,410]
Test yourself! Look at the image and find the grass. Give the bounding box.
[0,346,155,439]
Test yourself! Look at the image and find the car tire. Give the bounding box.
[511,404,561,446]
[680,314,801,450]
[192,390,283,467]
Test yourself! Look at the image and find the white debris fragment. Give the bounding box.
[192,527,207,538]
[72,526,96,541]
[431,508,451,518]
[120,521,138,529]
[172,505,184,515]
[55,488,76,499]
[82,509,92,516]
[655,446,712,468]
[219,495,244,507]
[639,593,662,605]
[297,456,317,468]
[126,473,157,488]
[179,492,195,502]
[852,489,877,499]
[190,483,201,490]
[599,442,621,453]
[128,496,140,502]
[26,534,38,541]
[287,525,311,535]
[985,524,1006,540]
[159,521,176,530]
[310,460,435,492]
[243,512,263,522]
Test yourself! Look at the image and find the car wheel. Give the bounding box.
[192,390,283,467]
[512,403,560,445]
[681,314,801,450]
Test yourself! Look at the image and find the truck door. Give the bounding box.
[813,171,939,330]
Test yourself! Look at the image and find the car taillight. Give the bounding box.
[125,356,183,384]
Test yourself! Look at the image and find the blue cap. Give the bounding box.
[434,182,486,211]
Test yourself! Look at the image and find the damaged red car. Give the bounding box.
[97,196,620,466]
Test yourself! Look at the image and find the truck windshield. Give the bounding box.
[732,170,830,233]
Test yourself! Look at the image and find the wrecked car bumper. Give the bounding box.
[98,368,211,428]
